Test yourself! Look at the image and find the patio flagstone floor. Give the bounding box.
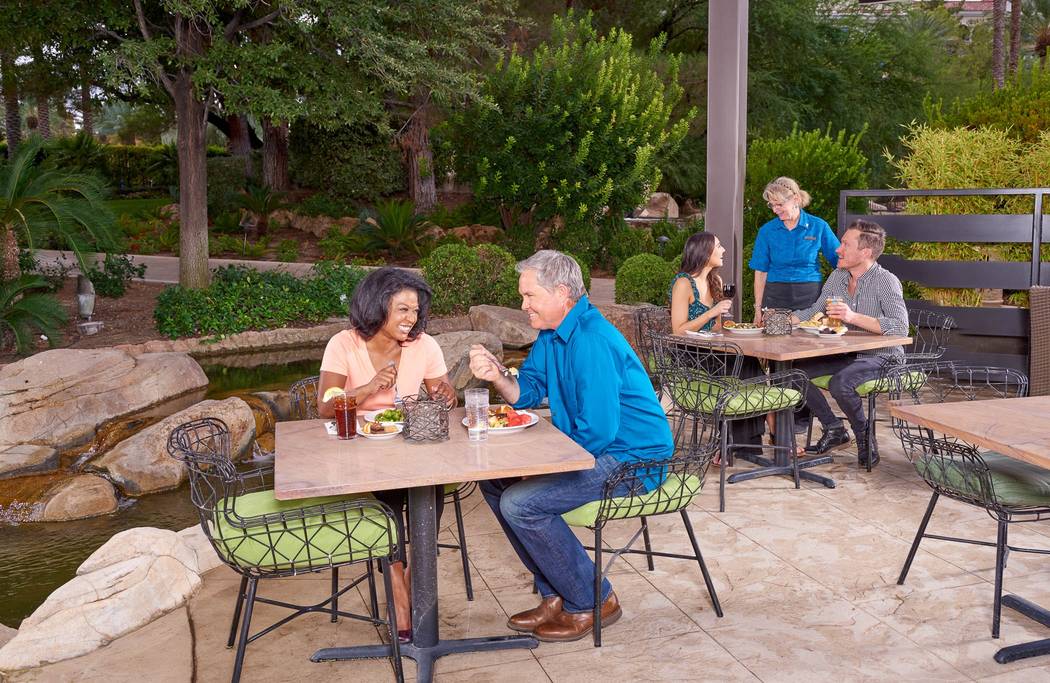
[13,418,1050,682]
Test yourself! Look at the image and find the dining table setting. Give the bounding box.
[273,405,595,682]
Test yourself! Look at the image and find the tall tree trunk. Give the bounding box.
[80,75,93,137]
[992,0,1007,88]
[1,51,21,159]
[401,98,437,214]
[36,96,50,139]
[261,118,289,191]
[1,227,20,281]
[1008,0,1023,75]
[227,113,252,179]
[173,72,210,289]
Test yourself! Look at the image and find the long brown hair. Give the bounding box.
[679,232,723,302]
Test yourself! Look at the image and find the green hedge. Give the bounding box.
[289,121,404,200]
[154,262,366,339]
[420,243,519,315]
[615,254,677,306]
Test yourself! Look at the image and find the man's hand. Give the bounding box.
[469,344,504,382]
[827,301,854,325]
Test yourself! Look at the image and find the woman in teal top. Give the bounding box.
[669,232,732,335]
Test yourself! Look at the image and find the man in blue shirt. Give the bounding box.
[469,250,673,643]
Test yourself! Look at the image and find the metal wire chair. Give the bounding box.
[652,334,805,511]
[635,305,672,395]
[560,391,724,646]
[291,375,475,600]
[166,417,404,683]
[887,361,1050,639]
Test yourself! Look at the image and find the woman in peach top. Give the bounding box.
[318,267,455,643]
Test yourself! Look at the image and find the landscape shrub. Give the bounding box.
[86,254,147,298]
[420,243,519,315]
[889,124,1049,307]
[295,193,359,218]
[207,156,250,215]
[615,253,676,306]
[0,275,68,355]
[277,239,300,262]
[17,250,71,293]
[359,199,433,257]
[318,228,370,261]
[154,262,366,339]
[448,12,692,236]
[927,63,1050,143]
[289,121,404,201]
[606,223,656,272]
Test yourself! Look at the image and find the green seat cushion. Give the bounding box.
[444,482,464,495]
[916,451,1050,508]
[683,381,801,415]
[561,474,702,527]
[810,371,926,397]
[211,490,397,571]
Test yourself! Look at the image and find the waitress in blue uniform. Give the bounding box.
[750,177,839,433]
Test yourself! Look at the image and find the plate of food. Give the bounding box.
[461,405,539,434]
[360,408,405,425]
[359,420,404,440]
[721,321,764,336]
[802,325,848,337]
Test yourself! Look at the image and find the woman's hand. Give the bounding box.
[429,380,456,408]
[753,307,764,326]
[369,362,398,394]
[712,299,733,317]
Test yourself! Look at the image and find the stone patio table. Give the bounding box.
[673,329,912,488]
[274,408,595,682]
[890,394,1050,665]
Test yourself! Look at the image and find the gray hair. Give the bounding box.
[516,250,587,301]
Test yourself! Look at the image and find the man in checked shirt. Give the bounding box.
[790,220,909,468]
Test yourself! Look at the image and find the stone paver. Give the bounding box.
[13,420,1050,682]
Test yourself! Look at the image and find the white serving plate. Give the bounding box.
[358,422,404,440]
[723,326,764,336]
[461,411,540,435]
[802,326,847,337]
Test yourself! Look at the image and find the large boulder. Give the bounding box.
[30,475,119,522]
[448,224,502,245]
[596,303,648,357]
[635,191,679,219]
[0,528,203,672]
[91,398,255,497]
[0,624,15,649]
[0,445,58,480]
[0,350,207,454]
[433,331,503,393]
[469,305,538,350]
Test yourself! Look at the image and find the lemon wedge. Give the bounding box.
[322,387,346,403]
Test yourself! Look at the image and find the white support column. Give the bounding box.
[706,0,749,302]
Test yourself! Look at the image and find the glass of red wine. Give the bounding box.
[721,283,736,319]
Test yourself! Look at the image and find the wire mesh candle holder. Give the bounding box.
[762,308,793,336]
[401,394,450,442]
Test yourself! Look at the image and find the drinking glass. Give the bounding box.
[333,394,357,439]
[825,295,843,327]
[721,283,736,320]
[464,388,489,441]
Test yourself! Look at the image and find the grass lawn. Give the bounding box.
[103,197,170,219]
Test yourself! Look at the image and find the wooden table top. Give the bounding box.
[889,395,1050,470]
[274,408,596,500]
[673,329,912,362]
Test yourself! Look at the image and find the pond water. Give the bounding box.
[0,345,526,629]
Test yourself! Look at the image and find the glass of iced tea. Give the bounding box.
[825,295,843,327]
[333,393,357,439]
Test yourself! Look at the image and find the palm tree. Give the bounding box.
[0,274,67,354]
[1024,0,1050,62]
[1010,0,1024,73]
[0,135,117,281]
[993,0,1008,87]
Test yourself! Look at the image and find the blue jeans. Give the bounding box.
[480,454,630,613]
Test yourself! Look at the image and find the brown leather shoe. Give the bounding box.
[507,596,564,633]
[533,592,622,642]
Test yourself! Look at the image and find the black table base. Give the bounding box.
[994,594,1050,664]
[312,634,537,680]
[311,485,537,682]
[727,451,836,489]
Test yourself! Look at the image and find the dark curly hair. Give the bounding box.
[349,267,432,342]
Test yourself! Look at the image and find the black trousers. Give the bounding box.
[373,487,445,564]
[793,355,890,438]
